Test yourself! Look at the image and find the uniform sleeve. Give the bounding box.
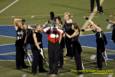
[57,28,64,34]
[43,27,50,32]
[103,33,107,45]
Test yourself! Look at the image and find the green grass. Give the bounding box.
[0,0,115,77]
[0,0,114,29]
[0,0,14,10]
[0,47,115,77]
[0,37,15,44]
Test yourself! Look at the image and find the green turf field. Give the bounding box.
[0,37,15,44]
[0,0,115,29]
[0,0,115,77]
[0,48,115,77]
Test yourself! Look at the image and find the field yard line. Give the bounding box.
[82,0,105,29]
[0,0,19,14]
[82,46,96,49]
[0,13,64,19]
[0,44,114,53]
[0,29,111,38]
[29,13,63,17]
[82,46,115,52]
[0,43,14,46]
[0,60,14,61]
[0,35,15,38]
[80,32,111,36]
[0,52,15,55]
[0,25,111,37]
[0,25,13,26]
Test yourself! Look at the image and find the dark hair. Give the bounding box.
[73,23,80,32]
[106,19,109,22]
[54,16,62,24]
[85,17,89,20]
[22,19,26,22]
[50,11,55,20]
[97,24,101,27]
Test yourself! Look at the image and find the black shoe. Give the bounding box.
[16,67,22,70]
[66,54,69,57]
[77,70,83,75]
[22,65,29,69]
[32,71,37,75]
[39,69,48,73]
[98,11,104,14]
[70,57,73,59]
[58,65,63,69]
[98,68,102,70]
[90,11,93,14]
[100,12,104,15]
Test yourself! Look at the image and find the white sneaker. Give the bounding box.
[49,74,57,77]
[108,74,113,77]
[78,74,84,77]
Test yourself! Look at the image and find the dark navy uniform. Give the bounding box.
[112,24,115,43]
[64,22,74,58]
[65,23,83,74]
[72,37,83,74]
[31,31,46,74]
[15,28,27,69]
[90,0,103,13]
[66,25,83,74]
[26,29,33,44]
[58,37,65,68]
[95,31,107,69]
[43,26,63,74]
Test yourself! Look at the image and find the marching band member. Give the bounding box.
[55,16,64,69]
[29,25,47,74]
[90,0,103,13]
[106,19,115,43]
[84,20,107,70]
[65,23,84,74]
[63,12,74,58]
[13,18,28,70]
[43,19,63,76]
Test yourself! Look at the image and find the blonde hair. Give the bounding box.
[13,17,22,25]
[64,12,72,18]
[13,17,23,30]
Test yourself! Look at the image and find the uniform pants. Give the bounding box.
[72,41,83,73]
[65,36,73,57]
[90,0,103,12]
[96,48,104,70]
[31,45,44,74]
[58,38,65,68]
[112,26,115,43]
[48,43,60,74]
[15,45,26,69]
[58,47,64,68]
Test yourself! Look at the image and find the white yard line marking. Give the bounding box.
[82,0,105,29]
[0,25,13,26]
[0,43,14,46]
[82,46,115,52]
[0,25,111,37]
[0,60,15,61]
[0,35,15,38]
[0,31,111,38]
[80,32,111,36]
[0,0,19,14]
[0,52,15,55]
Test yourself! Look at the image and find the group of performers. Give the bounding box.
[13,11,115,77]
